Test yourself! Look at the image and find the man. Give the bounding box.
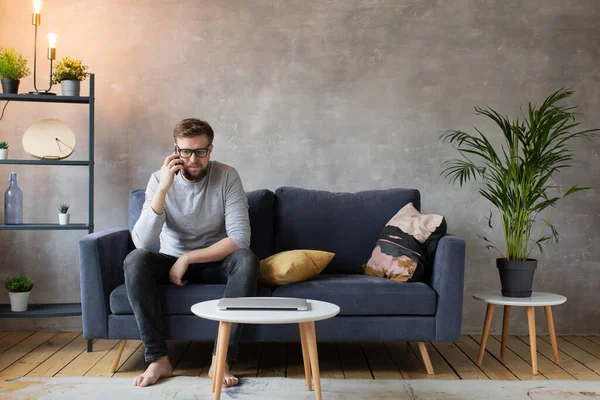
[124,118,258,388]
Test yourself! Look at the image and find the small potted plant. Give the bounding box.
[0,142,8,159]
[58,203,70,225]
[52,56,89,96]
[5,274,34,312]
[0,48,31,94]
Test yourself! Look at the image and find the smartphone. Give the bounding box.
[173,146,181,175]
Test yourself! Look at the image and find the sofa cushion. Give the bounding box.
[363,202,446,283]
[274,187,421,274]
[271,274,436,316]
[245,189,276,260]
[129,189,276,260]
[129,190,159,252]
[259,249,335,286]
[129,189,146,233]
[110,283,273,315]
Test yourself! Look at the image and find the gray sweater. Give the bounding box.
[132,160,250,257]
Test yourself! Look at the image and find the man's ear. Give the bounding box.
[209,144,214,152]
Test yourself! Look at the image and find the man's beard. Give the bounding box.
[182,164,207,182]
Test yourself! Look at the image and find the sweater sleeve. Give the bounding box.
[131,173,166,249]
[223,167,251,249]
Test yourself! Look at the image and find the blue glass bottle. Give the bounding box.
[4,172,23,225]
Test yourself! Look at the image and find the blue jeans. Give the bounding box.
[123,247,259,362]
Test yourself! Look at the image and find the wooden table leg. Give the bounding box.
[477,303,495,366]
[527,306,538,375]
[501,305,511,360]
[544,305,560,365]
[212,337,219,393]
[305,322,322,400]
[299,323,312,391]
[214,321,231,400]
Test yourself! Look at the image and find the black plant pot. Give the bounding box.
[497,258,537,298]
[1,79,19,94]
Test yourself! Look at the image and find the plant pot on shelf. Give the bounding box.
[58,213,70,225]
[0,149,7,159]
[61,80,80,96]
[497,258,537,298]
[8,291,31,312]
[1,78,19,94]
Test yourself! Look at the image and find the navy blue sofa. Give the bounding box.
[78,187,465,373]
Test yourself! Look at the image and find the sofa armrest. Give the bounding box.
[431,234,466,341]
[78,227,132,339]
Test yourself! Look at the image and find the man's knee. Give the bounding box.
[124,248,153,278]
[229,248,259,277]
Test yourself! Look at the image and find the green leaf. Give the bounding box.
[0,48,30,80]
[564,184,593,198]
[5,274,34,292]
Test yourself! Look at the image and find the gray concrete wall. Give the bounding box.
[0,0,598,334]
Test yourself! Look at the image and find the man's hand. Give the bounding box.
[157,153,184,192]
[169,254,190,286]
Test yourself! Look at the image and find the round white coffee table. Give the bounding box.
[192,297,340,400]
[473,291,567,375]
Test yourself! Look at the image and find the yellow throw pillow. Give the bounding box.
[259,250,335,286]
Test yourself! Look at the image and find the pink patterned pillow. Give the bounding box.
[362,203,445,282]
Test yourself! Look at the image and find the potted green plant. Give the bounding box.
[5,274,34,312]
[441,88,598,297]
[52,56,89,96]
[58,203,70,225]
[0,48,31,94]
[0,141,8,159]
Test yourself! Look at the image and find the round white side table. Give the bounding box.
[472,291,567,375]
[192,298,340,400]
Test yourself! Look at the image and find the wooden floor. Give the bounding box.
[0,332,599,389]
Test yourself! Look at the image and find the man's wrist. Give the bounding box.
[180,252,190,264]
[155,186,169,196]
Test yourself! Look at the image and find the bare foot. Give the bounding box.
[133,356,173,387]
[208,355,239,388]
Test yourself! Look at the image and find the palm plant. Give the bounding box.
[441,88,598,261]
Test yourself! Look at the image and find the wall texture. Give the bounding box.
[0,0,598,334]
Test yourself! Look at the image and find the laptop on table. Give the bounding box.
[217,297,308,311]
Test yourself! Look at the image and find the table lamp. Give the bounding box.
[29,0,56,95]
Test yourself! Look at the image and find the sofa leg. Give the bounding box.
[417,342,435,375]
[110,340,127,373]
[87,339,93,353]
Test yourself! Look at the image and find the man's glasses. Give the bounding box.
[175,146,210,158]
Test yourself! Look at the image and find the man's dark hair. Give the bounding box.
[173,118,214,144]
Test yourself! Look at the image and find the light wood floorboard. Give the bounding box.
[0,333,598,381]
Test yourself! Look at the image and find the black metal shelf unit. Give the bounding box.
[0,303,82,318]
[0,74,95,320]
[0,160,90,166]
[0,223,90,230]
[0,93,89,104]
